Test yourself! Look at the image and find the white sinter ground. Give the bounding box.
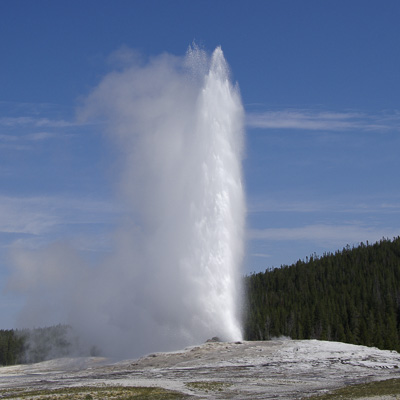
[0,339,399,399]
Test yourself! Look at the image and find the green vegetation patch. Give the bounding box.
[186,380,232,392]
[0,385,189,399]
[305,378,400,399]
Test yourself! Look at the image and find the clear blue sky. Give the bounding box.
[1,0,400,328]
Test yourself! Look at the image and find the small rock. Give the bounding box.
[206,336,221,343]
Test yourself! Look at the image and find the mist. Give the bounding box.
[7,45,246,359]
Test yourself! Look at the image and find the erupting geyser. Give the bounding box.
[181,46,245,342]
[10,45,245,357]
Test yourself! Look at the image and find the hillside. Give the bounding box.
[244,237,400,351]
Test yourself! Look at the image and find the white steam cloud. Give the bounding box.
[8,45,246,358]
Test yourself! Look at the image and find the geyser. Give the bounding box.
[9,45,245,357]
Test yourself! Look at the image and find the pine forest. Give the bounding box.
[244,237,400,352]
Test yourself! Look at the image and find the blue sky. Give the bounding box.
[1,0,400,328]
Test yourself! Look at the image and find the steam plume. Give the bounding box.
[9,45,245,358]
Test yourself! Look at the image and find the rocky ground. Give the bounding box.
[0,339,400,399]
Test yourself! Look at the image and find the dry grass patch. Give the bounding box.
[186,381,231,393]
[305,378,400,399]
[0,386,188,399]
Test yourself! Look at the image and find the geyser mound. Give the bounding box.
[9,45,246,358]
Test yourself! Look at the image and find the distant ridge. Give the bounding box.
[244,236,400,351]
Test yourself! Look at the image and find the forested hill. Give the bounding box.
[244,237,400,352]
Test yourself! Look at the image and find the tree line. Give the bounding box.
[0,329,24,366]
[244,237,400,352]
[0,325,76,366]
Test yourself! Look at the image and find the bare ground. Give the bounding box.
[0,339,399,399]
